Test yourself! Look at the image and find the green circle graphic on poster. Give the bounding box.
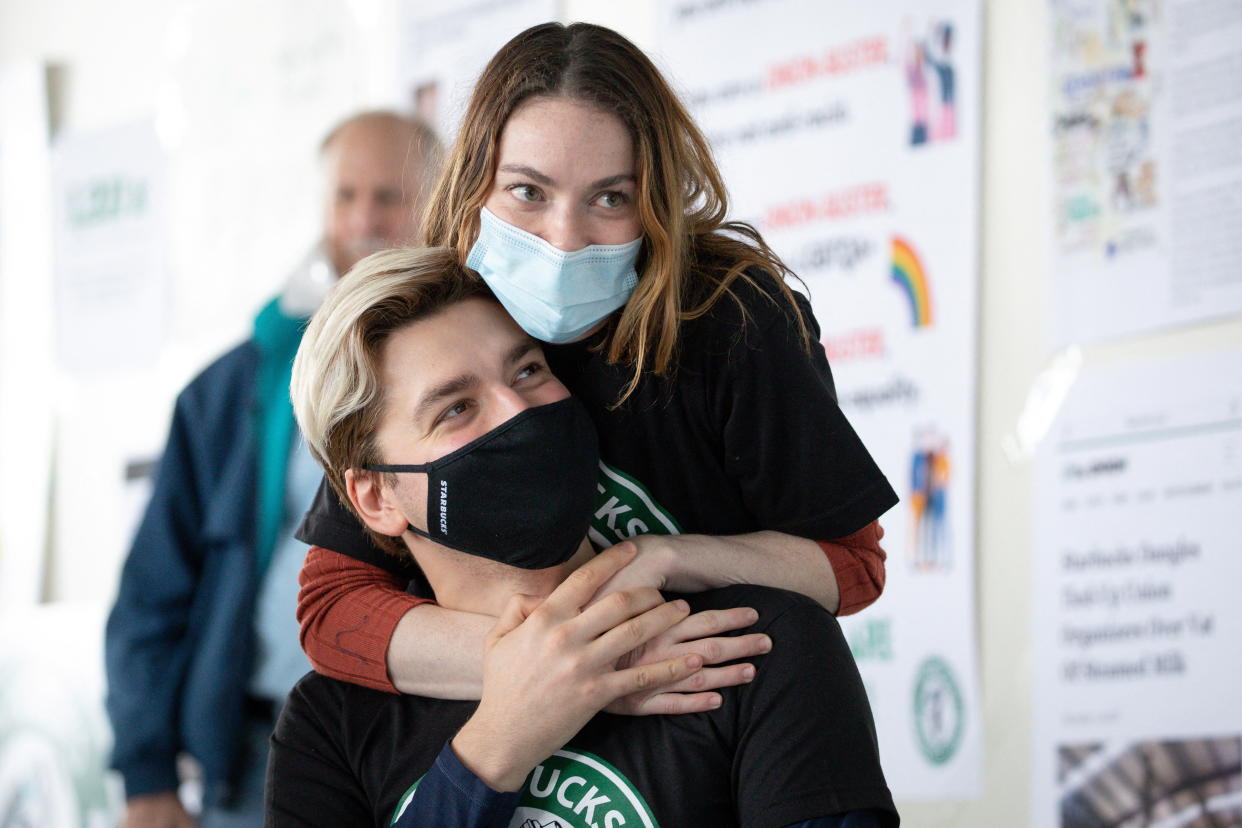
[913,656,964,765]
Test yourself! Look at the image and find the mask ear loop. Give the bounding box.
[362,462,437,540]
[404,523,436,541]
[365,462,431,472]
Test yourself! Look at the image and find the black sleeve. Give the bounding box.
[294,475,421,579]
[711,280,898,539]
[266,676,375,827]
[732,590,899,828]
[786,815,892,828]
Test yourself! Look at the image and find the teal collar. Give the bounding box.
[252,297,309,576]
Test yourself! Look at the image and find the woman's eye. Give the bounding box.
[595,191,628,209]
[510,184,544,203]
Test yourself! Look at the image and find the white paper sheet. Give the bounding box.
[50,123,168,375]
[1048,0,1242,346]
[1031,347,1242,826]
[396,0,559,142]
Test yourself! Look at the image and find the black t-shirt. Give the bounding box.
[267,585,899,828]
[295,272,897,575]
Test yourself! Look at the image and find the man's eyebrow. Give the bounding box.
[507,337,542,366]
[410,340,538,423]
[414,373,477,422]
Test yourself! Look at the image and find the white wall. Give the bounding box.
[2,1,1239,825]
[0,0,402,605]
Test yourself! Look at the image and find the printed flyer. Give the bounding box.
[1031,347,1242,826]
[656,0,985,799]
[1048,0,1242,345]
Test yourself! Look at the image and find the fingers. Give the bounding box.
[658,662,757,694]
[664,606,760,643]
[542,544,636,616]
[574,586,669,642]
[601,652,704,703]
[488,593,542,645]
[628,690,724,716]
[590,597,691,661]
[667,632,772,667]
[607,662,762,716]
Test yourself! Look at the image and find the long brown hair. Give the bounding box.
[421,22,808,404]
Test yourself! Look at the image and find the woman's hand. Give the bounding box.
[592,540,772,716]
[606,604,770,714]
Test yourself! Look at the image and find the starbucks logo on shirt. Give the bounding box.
[511,750,658,828]
[390,749,656,827]
[589,462,683,547]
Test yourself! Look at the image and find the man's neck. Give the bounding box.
[408,538,596,617]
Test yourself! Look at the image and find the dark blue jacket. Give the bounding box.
[105,293,306,805]
[105,340,263,805]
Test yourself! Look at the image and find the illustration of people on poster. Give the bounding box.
[903,20,957,147]
[910,429,952,572]
[657,0,984,800]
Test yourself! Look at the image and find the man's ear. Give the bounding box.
[346,468,410,537]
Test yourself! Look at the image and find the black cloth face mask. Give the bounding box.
[366,397,599,569]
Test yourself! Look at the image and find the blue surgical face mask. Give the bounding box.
[466,207,643,343]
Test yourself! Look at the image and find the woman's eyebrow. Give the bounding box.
[497,164,553,185]
[589,173,636,189]
[496,165,635,191]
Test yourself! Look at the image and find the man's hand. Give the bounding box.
[122,793,195,828]
[593,539,772,715]
[451,545,704,791]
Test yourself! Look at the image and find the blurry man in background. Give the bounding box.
[105,110,441,828]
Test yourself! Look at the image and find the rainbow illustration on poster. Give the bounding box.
[891,236,933,327]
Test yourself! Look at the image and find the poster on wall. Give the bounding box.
[1048,0,1242,347]
[656,0,984,800]
[1030,348,1242,826]
[51,123,167,374]
[396,0,559,142]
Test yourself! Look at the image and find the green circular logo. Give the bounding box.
[913,656,964,765]
[391,748,658,827]
[511,749,658,828]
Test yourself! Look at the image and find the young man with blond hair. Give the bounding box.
[267,247,898,828]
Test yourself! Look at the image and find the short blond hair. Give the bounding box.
[291,246,489,551]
